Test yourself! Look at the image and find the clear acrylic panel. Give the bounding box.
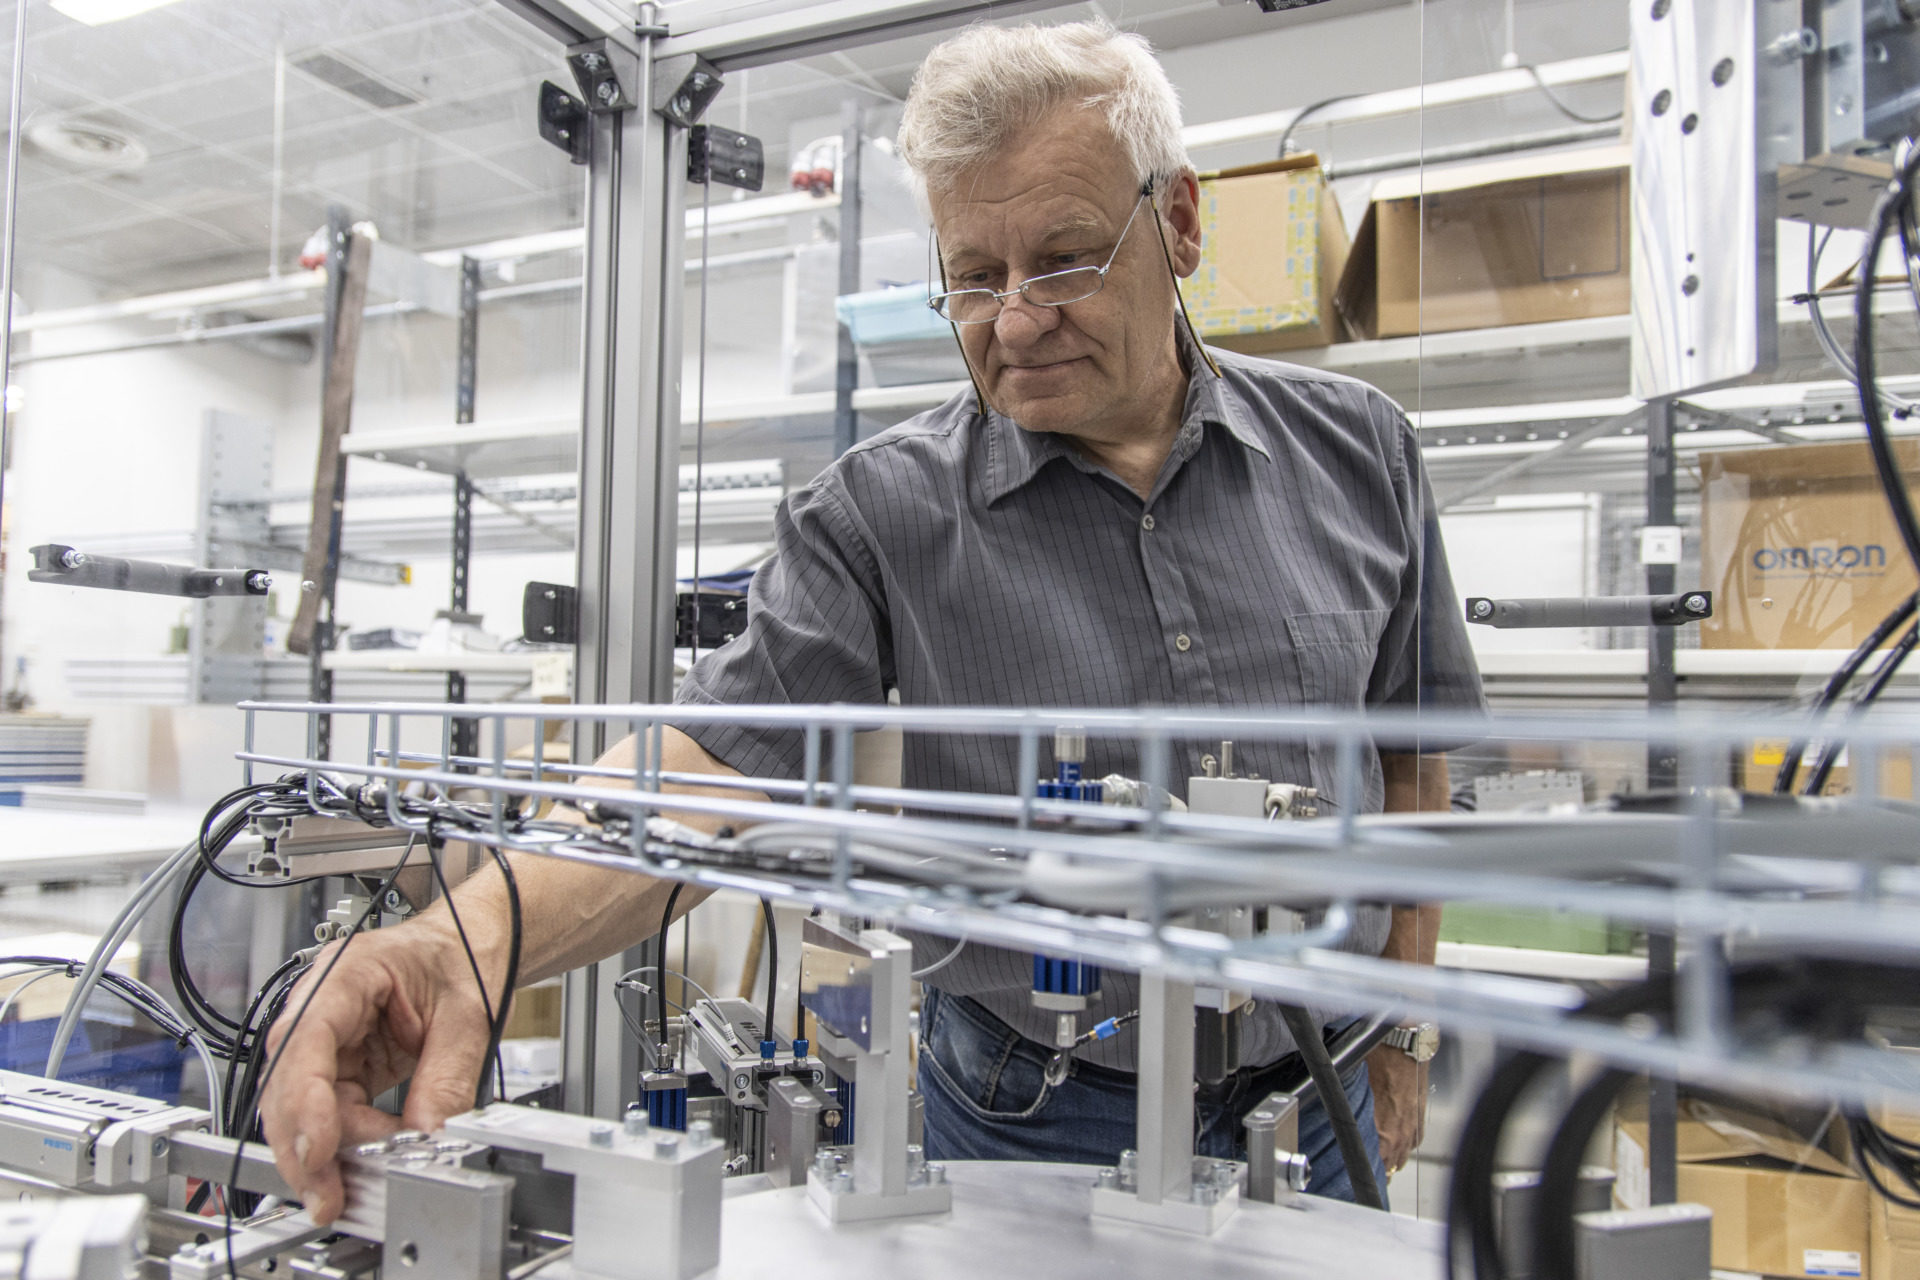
[0,0,582,1103]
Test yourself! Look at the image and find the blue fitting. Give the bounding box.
[1032,954,1101,997]
[793,1037,810,1059]
[1036,761,1104,804]
[1091,1017,1124,1040]
[644,1084,687,1131]
[760,1039,777,1061]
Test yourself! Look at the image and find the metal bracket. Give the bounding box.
[537,81,590,164]
[798,918,951,1222]
[568,38,639,113]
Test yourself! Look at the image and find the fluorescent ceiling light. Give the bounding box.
[48,0,186,26]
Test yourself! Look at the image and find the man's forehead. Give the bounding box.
[933,180,1129,260]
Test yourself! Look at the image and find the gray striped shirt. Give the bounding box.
[677,332,1484,1070]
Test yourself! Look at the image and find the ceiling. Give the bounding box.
[8,0,1410,303]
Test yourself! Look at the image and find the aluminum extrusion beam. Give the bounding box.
[652,0,1063,71]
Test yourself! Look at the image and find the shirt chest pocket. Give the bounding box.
[1284,609,1390,708]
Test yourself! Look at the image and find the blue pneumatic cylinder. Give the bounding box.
[1031,728,1102,1048]
[641,1071,688,1131]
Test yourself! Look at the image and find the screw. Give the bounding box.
[688,1119,714,1147]
[1768,27,1820,60]
[1681,274,1700,296]
[590,1124,614,1148]
[1680,112,1698,134]
[1095,1167,1118,1188]
[59,549,87,569]
[384,890,405,910]
[654,1135,680,1158]
[924,1163,946,1185]
[245,571,271,592]
[812,1150,839,1177]
[1711,57,1736,86]
[624,1104,649,1137]
[1470,599,1494,620]
[301,579,316,593]
[732,1072,751,1093]
[1684,593,1709,614]
[152,1137,168,1156]
[1651,88,1672,116]
[830,1168,854,1194]
[1193,1180,1222,1205]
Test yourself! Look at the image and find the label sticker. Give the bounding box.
[1804,1249,1862,1277]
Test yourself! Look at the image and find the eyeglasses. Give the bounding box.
[927,187,1152,325]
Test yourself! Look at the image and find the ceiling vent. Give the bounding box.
[291,51,422,110]
[25,116,148,171]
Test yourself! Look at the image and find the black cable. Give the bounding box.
[424,837,505,1105]
[1277,94,1356,158]
[1853,145,1920,579]
[477,847,521,1103]
[1276,1003,1384,1210]
[1774,592,1918,792]
[1532,1067,1634,1280]
[1521,64,1623,125]
[758,898,778,1043]
[654,883,685,1060]
[1804,620,1920,795]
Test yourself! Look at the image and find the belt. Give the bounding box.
[1063,1016,1361,1100]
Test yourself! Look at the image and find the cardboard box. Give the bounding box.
[1702,441,1920,651]
[503,978,562,1041]
[1874,1198,1920,1279]
[1740,739,1916,799]
[1616,1094,1868,1279]
[1334,145,1630,340]
[1178,154,1350,352]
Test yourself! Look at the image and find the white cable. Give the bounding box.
[46,837,201,1079]
[0,968,61,1028]
[911,935,968,980]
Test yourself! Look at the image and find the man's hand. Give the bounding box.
[1364,1043,1428,1175]
[260,918,493,1225]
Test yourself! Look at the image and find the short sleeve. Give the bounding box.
[1366,414,1486,748]
[673,479,890,780]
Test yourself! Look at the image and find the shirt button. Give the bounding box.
[1141,514,1156,531]
[1175,633,1192,652]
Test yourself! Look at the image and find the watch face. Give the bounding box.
[1412,1024,1440,1062]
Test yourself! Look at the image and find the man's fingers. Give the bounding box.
[398,1004,492,1133]
[264,1071,346,1223]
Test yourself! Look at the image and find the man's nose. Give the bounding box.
[993,286,1060,347]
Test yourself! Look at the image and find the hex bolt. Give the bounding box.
[624,1104,649,1137]
[245,571,272,592]
[1095,1167,1118,1189]
[59,549,87,569]
[812,1150,839,1177]
[590,1124,614,1148]
[924,1163,947,1185]
[383,890,406,911]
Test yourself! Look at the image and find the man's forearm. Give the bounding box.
[1380,752,1449,964]
[424,726,762,993]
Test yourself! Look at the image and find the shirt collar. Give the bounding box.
[981,322,1271,506]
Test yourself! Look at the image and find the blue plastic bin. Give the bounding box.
[0,1017,187,1102]
[834,284,951,345]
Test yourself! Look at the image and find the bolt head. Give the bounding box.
[590,1124,614,1147]
[653,1135,680,1158]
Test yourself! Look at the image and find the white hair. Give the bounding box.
[895,19,1190,214]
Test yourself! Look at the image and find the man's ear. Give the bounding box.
[1162,169,1204,278]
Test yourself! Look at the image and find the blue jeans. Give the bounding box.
[919,988,1387,1205]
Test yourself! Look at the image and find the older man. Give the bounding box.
[261,20,1481,1221]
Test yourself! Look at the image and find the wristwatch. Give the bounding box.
[1383,1022,1440,1063]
